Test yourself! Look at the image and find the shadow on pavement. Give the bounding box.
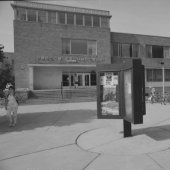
[0,110,97,134]
[129,124,170,141]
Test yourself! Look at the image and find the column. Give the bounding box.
[29,66,34,90]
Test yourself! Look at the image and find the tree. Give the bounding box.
[0,45,15,97]
[0,44,5,62]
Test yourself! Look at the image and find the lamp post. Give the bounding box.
[160,61,165,104]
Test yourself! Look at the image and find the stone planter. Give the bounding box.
[15,88,29,103]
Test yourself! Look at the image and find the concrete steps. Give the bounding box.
[29,88,97,100]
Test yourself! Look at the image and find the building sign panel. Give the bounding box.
[36,55,105,64]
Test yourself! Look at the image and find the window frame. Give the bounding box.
[27,9,37,22]
[114,42,139,58]
[62,38,97,56]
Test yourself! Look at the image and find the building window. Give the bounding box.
[93,16,100,27]
[71,40,87,55]
[16,8,26,21]
[58,12,65,24]
[152,45,163,58]
[27,9,36,22]
[165,69,170,81]
[62,39,97,55]
[48,11,56,24]
[146,45,164,58]
[67,13,74,25]
[38,10,46,23]
[146,45,152,58]
[85,15,92,27]
[76,14,83,26]
[62,73,69,86]
[132,44,139,57]
[62,72,96,87]
[62,39,70,54]
[147,69,170,82]
[147,69,162,82]
[88,40,97,56]
[113,43,139,58]
[101,17,109,28]
[91,71,97,86]
[121,44,131,57]
[164,47,170,59]
[113,43,119,56]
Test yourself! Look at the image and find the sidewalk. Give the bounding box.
[0,102,170,170]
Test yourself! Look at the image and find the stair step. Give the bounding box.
[29,89,97,99]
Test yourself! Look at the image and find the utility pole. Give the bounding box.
[160,61,165,105]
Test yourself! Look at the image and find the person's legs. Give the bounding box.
[6,106,12,127]
[12,107,18,126]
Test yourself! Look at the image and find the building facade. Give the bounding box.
[111,32,170,92]
[11,1,170,96]
[11,1,111,90]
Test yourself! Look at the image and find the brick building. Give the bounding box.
[11,1,111,91]
[111,32,170,93]
[11,1,170,99]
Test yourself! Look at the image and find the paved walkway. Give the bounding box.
[0,102,170,170]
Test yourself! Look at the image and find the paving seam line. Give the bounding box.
[146,153,165,170]
[86,136,123,151]
[75,126,110,153]
[82,153,101,170]
[0,143,75,162]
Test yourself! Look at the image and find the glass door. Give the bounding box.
[85,73,90,86]
[77,74,83,86]
[70,73,75,87]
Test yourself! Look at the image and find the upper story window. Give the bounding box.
[146,45,170,58]
[93,16,100,27]
[14,7,110,29]
[101,17,109,28]
[76,14,83,26]
[27,9,36,22]
[62,39,71,54]
[62,38,97,56]
[58,12,65,24]
[16,8,26,21]
[113,43,139,58]
[38,10,46,23]
[88,40,97,55]
[72,39,87,54]
[48,11,56,24]
[165,69,170,81]
[67,13,74,25]
[85,15,92,27]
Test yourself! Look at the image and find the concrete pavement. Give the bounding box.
[0,102,170,169]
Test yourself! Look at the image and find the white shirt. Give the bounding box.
[8,95,18,107]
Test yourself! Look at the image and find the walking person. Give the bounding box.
[150,87,156,104]
[5,86,18,127]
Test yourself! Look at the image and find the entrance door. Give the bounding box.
[70,74,74,86]
[85,73,90,86]
[78,74,83,86]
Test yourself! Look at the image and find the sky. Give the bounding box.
[1,0,170,52]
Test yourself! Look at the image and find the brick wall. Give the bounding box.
[14,20,111,89]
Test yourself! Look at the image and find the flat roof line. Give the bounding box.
[11,1,111,17]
